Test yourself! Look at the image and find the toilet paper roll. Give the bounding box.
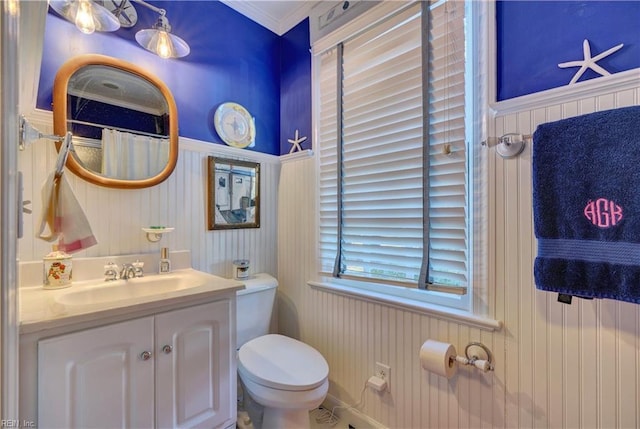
[419,339,458,379]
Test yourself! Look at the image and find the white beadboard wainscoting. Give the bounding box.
[278,82,640,428]
[21,82,640,428]
[18,110,279,279]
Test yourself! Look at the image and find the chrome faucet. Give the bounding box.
[120,263,137,280]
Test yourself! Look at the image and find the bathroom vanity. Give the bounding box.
[18,252,243,429]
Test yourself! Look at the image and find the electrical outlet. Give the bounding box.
[375,362,391,391]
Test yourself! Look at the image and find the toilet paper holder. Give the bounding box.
[455,342,495,372]
[420,339,495,378]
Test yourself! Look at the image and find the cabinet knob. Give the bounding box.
[162,345,173,354]
[140,351,152,361]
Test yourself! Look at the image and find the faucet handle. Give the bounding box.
[133,260,144,277]
[104,262,119,281]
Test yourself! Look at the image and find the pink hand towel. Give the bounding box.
[38,172,97,253]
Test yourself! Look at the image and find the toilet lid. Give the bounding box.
[238,334,329,391]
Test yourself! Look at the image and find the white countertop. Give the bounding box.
[19,252,244,335]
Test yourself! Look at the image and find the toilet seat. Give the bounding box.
[238,334,328,391]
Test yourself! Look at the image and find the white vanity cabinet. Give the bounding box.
[155,301,234,428]
[37,299,235,429]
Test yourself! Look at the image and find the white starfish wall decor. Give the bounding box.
[287,129,307,154]
[558,39,624,85]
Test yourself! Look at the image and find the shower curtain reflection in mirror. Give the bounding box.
[101,128,169,180]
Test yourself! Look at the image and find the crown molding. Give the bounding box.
[220,0,316,35]
[277,2,316,35]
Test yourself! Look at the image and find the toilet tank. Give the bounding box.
[236,273,278,349]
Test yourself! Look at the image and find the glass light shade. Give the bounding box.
[135,27,190,59]
[49,0,120,33]
[75,0,96,34]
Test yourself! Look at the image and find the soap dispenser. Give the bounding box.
[159,247,171,274]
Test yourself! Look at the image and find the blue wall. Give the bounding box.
[496,1,640,101]
[42,1,636,149]
[279,19,312,155]
[37,1,312,156]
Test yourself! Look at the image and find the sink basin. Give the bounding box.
[56,270,216,307]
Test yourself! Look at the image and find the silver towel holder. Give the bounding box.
[19,115,65,150]
[19,115,74,177]
[482,133,531,159]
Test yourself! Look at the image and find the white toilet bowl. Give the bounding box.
[238,334,329,429]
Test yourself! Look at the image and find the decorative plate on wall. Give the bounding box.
[214,102,255,148]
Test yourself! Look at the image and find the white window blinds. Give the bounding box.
[318,48,339,275]
[318,1,468,293]
[426,1,467,288]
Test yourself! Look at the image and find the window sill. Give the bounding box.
[308,280,502,332]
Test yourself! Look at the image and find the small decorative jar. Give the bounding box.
[43,248,72,289]
[233,259,250,280]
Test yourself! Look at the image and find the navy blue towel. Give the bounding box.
[532,106,640,304]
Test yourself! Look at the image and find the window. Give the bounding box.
[317,1,481,311]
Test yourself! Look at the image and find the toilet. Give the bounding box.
[236,274,329,429]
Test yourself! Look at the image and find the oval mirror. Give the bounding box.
[53,54,178,189]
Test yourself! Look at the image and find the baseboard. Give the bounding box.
[319,393,387,429]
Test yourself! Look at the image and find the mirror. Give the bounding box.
[207,157,260,230]
[53,54,178,189]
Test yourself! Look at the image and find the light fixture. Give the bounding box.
[134,8,190,59]
[49,0,190,59]
[49,0,120,34]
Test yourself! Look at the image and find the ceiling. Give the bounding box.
[219,0,320,35]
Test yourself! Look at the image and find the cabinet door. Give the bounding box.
[155,300,235,429]
[38,317,155,429]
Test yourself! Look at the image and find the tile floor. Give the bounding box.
[309,407,355,429]
[237,408,353,429]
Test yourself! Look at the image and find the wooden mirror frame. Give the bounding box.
[52,54,179,189]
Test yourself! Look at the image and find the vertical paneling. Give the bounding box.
[491,112,508,429]
[617,301,638,429]
[19,112,278,279]
[278,84,640,428]
[20,84,640,428]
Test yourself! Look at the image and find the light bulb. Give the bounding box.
[75,0,96,34]
[155,31,175,59]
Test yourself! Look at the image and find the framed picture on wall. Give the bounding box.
[207,156,260,230]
